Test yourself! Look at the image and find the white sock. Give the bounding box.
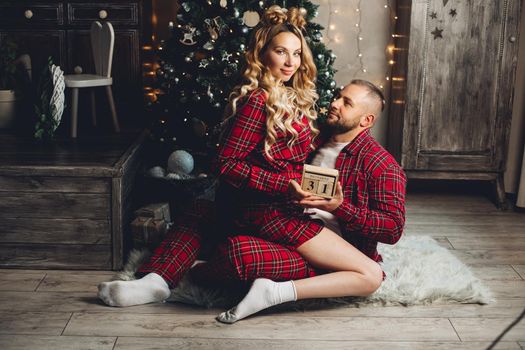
[216,278,297,323]
[97,273,171,307]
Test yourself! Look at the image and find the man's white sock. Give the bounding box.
[216,278,297,323]
[97,272,171,307]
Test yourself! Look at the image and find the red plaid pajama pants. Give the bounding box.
[190,235,320,286]
[137,197,324,288]
[137,200,225,288]
[137,206,322,288]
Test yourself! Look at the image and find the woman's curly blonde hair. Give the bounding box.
[224,5,319,158]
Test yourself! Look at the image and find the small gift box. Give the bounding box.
[130,216,169,247]
[134,202,171,222]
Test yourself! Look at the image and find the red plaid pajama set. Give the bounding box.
[138,89,323,287]
[193,129,407,283]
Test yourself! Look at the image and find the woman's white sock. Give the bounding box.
[97,272,171,307]
[216,278,297,323]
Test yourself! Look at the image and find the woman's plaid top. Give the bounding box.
[214,89,323,249]
[216,89,313,196]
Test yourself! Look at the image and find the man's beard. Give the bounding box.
[325,116,360,134]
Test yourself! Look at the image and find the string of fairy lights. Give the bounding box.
[318,0,397,92]
[143,1,399,102]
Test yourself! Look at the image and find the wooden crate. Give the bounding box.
[0,132,145,270]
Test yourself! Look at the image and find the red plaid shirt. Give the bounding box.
[215,89,314,202]
[329,129,407,261]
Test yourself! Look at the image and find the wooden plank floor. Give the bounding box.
[0,189,524,349]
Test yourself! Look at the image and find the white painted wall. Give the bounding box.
[313,0,396,146]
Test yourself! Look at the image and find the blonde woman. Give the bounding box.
[212,6,384,323]
[215,5,322,256]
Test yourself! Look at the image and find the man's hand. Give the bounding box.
[297,182,344,212]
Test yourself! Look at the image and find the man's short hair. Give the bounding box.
[349,79,385,112]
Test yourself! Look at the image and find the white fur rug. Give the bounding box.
[115,236,494,309]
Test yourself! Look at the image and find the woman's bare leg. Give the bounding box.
[217,228,383,323]
[294,227,383,298]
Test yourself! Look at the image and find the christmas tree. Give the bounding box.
[149,0,336,155]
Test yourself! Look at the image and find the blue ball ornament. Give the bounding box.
[167,150,194,175]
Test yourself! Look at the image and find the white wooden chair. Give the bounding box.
[64,21,120,138]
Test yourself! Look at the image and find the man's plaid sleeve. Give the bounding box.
[333,164,406,244]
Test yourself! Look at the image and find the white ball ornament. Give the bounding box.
[166,173,182,180]
[167,150,194,175]
[243,11,260,27]
[147,166,166,178]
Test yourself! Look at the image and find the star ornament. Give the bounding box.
[449,9,457,17]
[431,27,443,39]
[319,107,328,115]
[221,52,233,61]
